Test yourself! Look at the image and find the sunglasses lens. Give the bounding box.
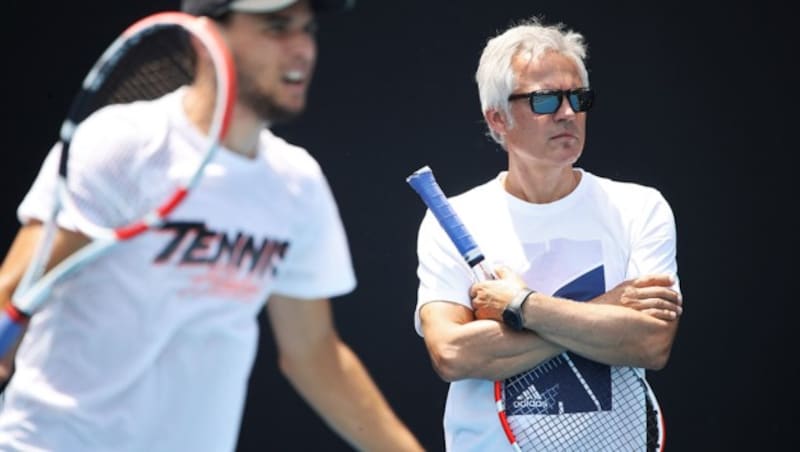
[568,90,594,112]
[518,89,594,114]
[531,93,561,114]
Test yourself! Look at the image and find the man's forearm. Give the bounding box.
[280,339,423,452]
[521,293,677,369]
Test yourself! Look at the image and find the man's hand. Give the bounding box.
[469,266,527,321]
[594,274,682,321]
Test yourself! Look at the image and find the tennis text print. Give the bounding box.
[154,221,289,277]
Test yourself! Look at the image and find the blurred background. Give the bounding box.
[3,1,792,450]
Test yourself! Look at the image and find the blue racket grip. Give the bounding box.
[0,308,27,357]
[406,166,484,266]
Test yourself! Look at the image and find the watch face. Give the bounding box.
[502,307,522,331]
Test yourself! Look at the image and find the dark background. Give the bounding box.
[3,1,793,450]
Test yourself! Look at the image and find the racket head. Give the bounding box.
[57,11,236,241]
[8,11,236,317]
[495,365,665,451]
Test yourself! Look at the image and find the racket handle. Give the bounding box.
[0,306,28,357]
[406,166,485,267]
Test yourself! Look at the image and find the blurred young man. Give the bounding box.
[0,1,423,451]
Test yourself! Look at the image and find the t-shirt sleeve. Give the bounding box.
[17,143,61,226]
[17,105,164,233]
[270,173,356,300]
[413,209,475,336]
[626,188,681,295]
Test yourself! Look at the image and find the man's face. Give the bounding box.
[501,51,588,170]
[223,0,317,123]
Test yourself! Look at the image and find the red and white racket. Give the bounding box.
[0,11,236,355]
[407,165,665,451]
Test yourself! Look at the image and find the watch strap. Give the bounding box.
[509,288,535,311]
[504,288,535,330]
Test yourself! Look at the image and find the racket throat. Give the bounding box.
[3,304,31,324]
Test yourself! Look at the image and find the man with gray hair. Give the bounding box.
[411,17,682,450]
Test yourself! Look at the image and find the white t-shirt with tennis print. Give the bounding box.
[414,170,680,451]
[0,88,356,452]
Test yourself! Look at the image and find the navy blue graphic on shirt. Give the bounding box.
[505,264,612,415]
[154,221,290,276]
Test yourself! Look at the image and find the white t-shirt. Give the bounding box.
[0,88,356,452]
[414,170,680,451]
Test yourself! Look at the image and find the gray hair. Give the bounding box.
[475,17,590,146]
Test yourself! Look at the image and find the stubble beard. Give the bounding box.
[238,79,304,125]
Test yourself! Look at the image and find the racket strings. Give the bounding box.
[503,355,566,416]
[506,367,661,451]
[88,28,196,114]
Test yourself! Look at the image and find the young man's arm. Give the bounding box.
[0,222,90,381]
[266,294,424,452]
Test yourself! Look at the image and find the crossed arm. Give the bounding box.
[419,269,682,382]
[266,294,424,452]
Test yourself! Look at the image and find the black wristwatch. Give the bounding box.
[502,289,535,331]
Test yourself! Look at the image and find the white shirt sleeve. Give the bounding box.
[17,143,61,226]
[17,104,167,233]
[626,188,681,294]
[270,173,356,300]
[414,209,475,336]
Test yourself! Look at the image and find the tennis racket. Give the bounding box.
[407,165,665,451]
[0,11,236,356]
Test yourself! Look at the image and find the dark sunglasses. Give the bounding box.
[507,88,595,114]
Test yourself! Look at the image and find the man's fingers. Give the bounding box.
[641,308,680,321]
[632,274,676,288]
[635,286,682,305]
[494,265,511,279]
[630,297,683,315]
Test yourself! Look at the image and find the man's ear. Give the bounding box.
[484,108,509,139]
